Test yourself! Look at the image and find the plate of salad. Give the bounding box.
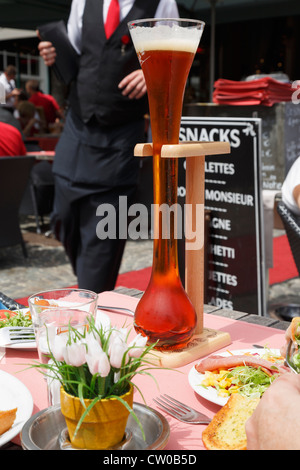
[188,348,284,406]
[0,308,36,350]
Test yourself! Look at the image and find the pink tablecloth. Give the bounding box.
[0,291,286,450]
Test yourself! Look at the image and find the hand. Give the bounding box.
[280,322,293,357]
[245,373,300,449]
[38,40,57,67]
[118,70,147,99]
[280,317,300,357]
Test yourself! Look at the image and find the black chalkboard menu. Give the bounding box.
[284,101,300,174]
[178,116,266,316]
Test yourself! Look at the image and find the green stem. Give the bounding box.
[78,365,86,385]
[98,376,105,398]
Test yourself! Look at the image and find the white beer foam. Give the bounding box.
[130,23,203,54]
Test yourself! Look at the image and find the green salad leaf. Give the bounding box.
[294,321,300,345]
[0,310,32,328]
[292,352,300,371]
[225,366,276,398]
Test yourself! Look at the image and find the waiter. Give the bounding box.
[38,0,179,293]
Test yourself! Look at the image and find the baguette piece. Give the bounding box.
[0,408,17,435]
[202,394,259,450]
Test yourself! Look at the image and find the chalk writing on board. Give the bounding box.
[178,116,265,316]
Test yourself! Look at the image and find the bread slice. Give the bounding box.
[0,408,17,435]
[202,394,259,450]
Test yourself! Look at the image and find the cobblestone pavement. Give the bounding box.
[0,216,299,319]
[0,216,152,300]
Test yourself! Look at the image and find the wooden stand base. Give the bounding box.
[147,329,231,368]
[135,141,232,368]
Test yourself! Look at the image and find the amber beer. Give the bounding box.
[129,20,204,350]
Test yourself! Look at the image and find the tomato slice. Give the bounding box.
[0,310,16,320]
[34,299,50,306]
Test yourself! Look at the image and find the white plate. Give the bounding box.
[188,348,281,407]
[0,308,36,350]
[5,340,36,350]
[0,370,33,447]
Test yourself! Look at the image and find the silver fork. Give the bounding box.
[97,305,135,316]
[153,394,211,424]
[285,340,299,374]
[0,327,35,346]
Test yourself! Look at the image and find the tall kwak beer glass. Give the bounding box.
[129,19,205,350]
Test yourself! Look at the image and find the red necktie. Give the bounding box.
[105,0,120,39]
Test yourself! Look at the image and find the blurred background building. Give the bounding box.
[0,0,300,105]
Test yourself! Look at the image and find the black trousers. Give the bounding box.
[52,111,144,293]
[53,177,137,292]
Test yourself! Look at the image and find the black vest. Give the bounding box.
[68,0,160,126]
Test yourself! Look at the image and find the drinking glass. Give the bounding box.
[128,19,205,350]
[28,288,98,404]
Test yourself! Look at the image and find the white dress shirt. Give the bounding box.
[282,156,300,216]
[68,0,179,54]
[0,73,16,108]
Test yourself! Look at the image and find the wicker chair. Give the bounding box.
[275,199,300,320]
[276,200,300,274]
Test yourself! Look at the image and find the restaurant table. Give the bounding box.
[26,150,55,161]
[0,287,290,451]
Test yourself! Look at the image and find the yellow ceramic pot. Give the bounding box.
[60,385,134,450]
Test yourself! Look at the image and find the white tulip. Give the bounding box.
[85,332,110,376]
[64,341,86,367]
[96,311,111,334]
[50,332,68,361]
[109,335,128,369]
[128,334,148,358]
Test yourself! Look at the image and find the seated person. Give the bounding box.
[246,372,300,450]
[245,320,300,450]
[16,101,43,137]
[0,122,26,156]
[0,105,22,132]
[0,65,20,111]
[25,79,63,129]
[12,89,29,112]
[281,156,300,216]
[14,90,48,133]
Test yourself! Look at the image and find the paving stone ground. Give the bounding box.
[0,215,152,299]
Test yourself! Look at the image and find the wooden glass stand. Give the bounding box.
[134,141,232,367]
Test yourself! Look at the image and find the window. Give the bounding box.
[0,50,49,93]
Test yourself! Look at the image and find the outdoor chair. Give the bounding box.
[276,199,300,274]
[0,156,36,257]
[19,160,55,234]
[274,197,300,320]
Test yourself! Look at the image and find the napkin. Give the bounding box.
[213,77,300,106]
